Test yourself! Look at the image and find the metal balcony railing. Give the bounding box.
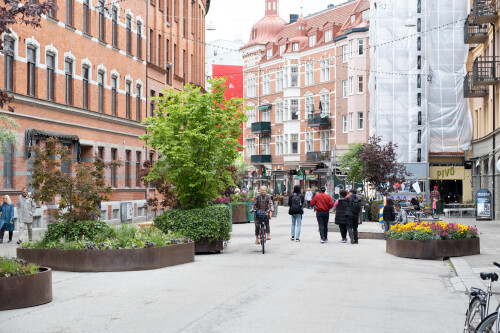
[251,122,271,134]
[306,151,331,163]
[464,15,489,44]
[251,155,272,164]
[307,113,331,128]
[473,56,500,85]
[473,0,500,24]
[464,73,488,98]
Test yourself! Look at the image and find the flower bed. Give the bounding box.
[0,258,52,310]
[386,222,480,259]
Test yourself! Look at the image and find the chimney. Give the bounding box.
[290,14,299,23]
[327,4,335,9]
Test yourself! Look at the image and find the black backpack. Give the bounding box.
[291,194,302,212]
[351,196,362,215]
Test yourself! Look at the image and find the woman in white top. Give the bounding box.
[305,188,313,209]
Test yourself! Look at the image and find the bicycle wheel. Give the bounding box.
[464,296,484,333]
[475,312,499,333]
[260,227,265,254]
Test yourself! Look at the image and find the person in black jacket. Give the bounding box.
[288,185,305,241]
[334,190,351,243]
[383,199,397,239]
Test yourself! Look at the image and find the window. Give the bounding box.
[98,71,104,113]
[305,96,314,117]
[358,38,364,56]
[358,112,364,130]
[320,94,330,117]
[61,144,71,174]
[325,30,332,43]
[305,63,314,86]
[290,99,299,120]
[349,113,353,131]
[417,18,421,32]
[291,134,299,154]
[276,71,283,91]
[65,59,73,105]
[276,135,283,156]
[262,108,270,122]
[342,80,347,98]
[111,149,117,187]
[417,74,421,89]
[262,137,270,155]
[2,141,13,189]
[320,59,330,82]
[349,40,354,57]
[292,43,298,51]
[150,90,155,117]
[27,46,36,97]
[417,0,421,13]
[125,150,131,187]
[150,30,154,63]
[342,45,348,63]
[158,34,162,66]
[112,8,118,47]
[305,132,314,153]
[358,76,364,93]
[309,35,316,47]
[349,77,354,95]
[137,22,142,59]
[290,66,298,87]
[98,0,105,41]
[417,56,422,70]
[149,151,154,166]
[246,106,256,126]
[111,76,117,116]
[44,54,59,100]
[83,0,89,34]
[82,66,89,109]
[247,76,256,97]
[342,116,347,133]
[166,39,170,84]
[275,101,283,123]
[320,131,329,151]
[136,151,142,187]
[136,84,142,122]
[266,48,273,60]
[362,10,370,21]
[47,0,56,19]
[417,36,421,51]
[351,15,355,24]
[66,0,73,26]
[279,44,286,56]
[126,81,131,119]
[3,38,14,91]
[126,16,132,54]
[246,139,255,157]
[263,74,270,95]
[98,146,104,159]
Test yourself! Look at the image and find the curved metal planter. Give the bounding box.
[386,238,480,260]
[195,237,224,254]
[17,242,194,272]
[0,267,52,311]
[232,204,247,224]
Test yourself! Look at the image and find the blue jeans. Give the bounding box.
[291,214,302,239]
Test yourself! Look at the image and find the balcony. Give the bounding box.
[251,122,271,135]
[306,151,331,163]
[464,73,488,98]
[308,113,331,128]
[473,56,500,85]
[473,0,500,24]
[251,155,272,164]
[464,15,489,44]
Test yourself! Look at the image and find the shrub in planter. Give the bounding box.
[154,204,231,243]
[386,222,479,241]
[43,220,113,243]
[0,257,39,277]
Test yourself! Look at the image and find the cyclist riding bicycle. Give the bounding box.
[250,185,273,245]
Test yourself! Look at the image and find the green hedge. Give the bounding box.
[44,220,112,243]
[154,205,231,242]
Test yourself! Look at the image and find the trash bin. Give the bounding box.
[362,207,368,221]
[436,201,444,214]
[246,201,254,222]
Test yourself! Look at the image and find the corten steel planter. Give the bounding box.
[0,267,52,311]
[17,242,195,272]
[386,238,480,260]
[195,237,224,254]
[232,204,247,224]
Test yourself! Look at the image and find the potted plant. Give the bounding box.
[386,222,480,259]
[0,257,52,310]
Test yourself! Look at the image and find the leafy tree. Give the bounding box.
[30,138,121,222]
[0,115,18,153]
[339,143,363,184]
[358,136,411,196]
[142,78,247,209]
[139,160,180,210]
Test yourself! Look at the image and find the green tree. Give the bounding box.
[0,115,18,153]
[30,138,121,222]
[142,78,247,209]
[339,143,363,184]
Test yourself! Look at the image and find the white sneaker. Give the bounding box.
[320,239,325,243]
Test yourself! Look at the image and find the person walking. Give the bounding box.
[304,188,313,209]
[310,186,334,243]
[334,190,350,243]
[250,186,273,245]
[17,187,37,244]
[0,195,15,243]
[347,189,362,244]
[288,185,304,242]
[356,191,366,224]
[383,199,397,240]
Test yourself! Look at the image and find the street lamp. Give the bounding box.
[206,21,217,31]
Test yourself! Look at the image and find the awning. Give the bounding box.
[258,104,271,111]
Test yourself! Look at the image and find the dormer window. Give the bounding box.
[253,29,257,39]
[362,10,370,21]
[309,35,316,47]
[351,15,355,24]
[292,43,299,51]
[325,30,333,42]
[280,44,286,55]
[267,48,273,60]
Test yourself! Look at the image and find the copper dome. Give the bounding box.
[242,0,286,49]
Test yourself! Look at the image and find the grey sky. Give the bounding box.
[206,0,348,44]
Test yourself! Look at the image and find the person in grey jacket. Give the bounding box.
[17,187,36,244]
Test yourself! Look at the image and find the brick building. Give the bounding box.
[0,0,209,228]
[241,0,370,194]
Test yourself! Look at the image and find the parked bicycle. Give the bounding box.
[255,210,269,254]
[464,262,500,333]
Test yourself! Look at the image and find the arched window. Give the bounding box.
[4,37,15,91]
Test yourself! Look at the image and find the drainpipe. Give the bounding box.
[144,0,149,213]
[492,23,496,220]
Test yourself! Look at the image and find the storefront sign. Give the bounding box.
[265,169,272,177]
[430,166,465,180]
[476,189,492,220]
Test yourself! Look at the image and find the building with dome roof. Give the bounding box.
[241,0,370,196]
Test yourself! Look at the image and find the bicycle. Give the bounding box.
[464,262,500,333]
[255,210,269,254]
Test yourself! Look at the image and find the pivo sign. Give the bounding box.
[430,166,465,180]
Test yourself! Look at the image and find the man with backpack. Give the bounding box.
[347,189,362,244]
[310,186,334,243]
[288,185,304,242]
